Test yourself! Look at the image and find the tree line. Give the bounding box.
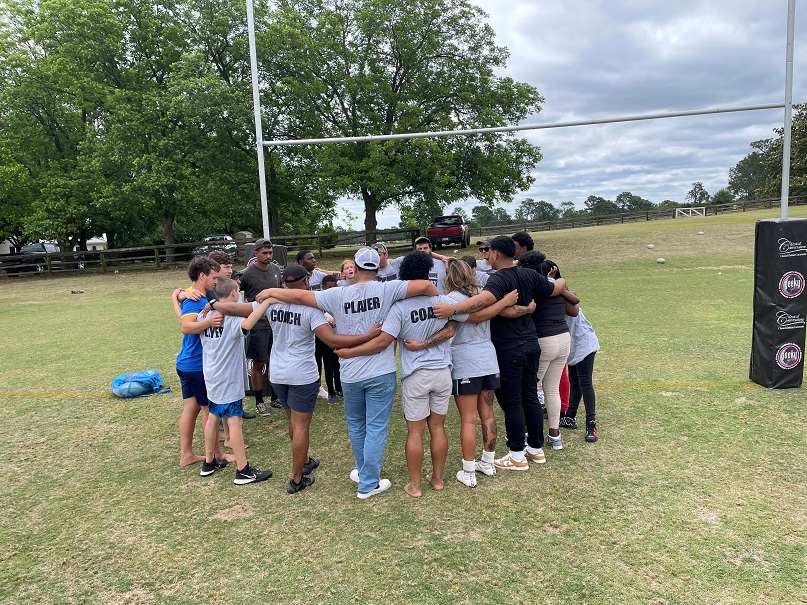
[0,0,542,253]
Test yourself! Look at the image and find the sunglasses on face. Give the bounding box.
[479,247,490,252]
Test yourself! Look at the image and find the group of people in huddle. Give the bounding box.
[171,231,599,498]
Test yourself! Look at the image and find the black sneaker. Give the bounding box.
[287,474,315,494]
[269,399,282,409]
[255,401,270,416]
[585,421,599,443]
[241,411,257,420]
[234,463,273,485]
[200,458,228,477]
[335,391,343,397]
[559,416,578,429]
[302,457,320,475]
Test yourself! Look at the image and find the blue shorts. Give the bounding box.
[177,369,209,406]
[271,380,320,413]
[208,400,244,419]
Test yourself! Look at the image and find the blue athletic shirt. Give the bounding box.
[175,296,208,372]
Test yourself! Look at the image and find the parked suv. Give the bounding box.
[192,234,238,259]
[17,243,85,272]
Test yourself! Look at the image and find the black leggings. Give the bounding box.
[315,336,342,395]
[566,351,596,424]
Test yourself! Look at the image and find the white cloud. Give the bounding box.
[334,0,806,228]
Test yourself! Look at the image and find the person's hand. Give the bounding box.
[368,321,383,339]
[172,288,183,301]
[255,288,271,302]
[527,299,536,313]
[334,348,352,359]
[201,303,212,317]
[403,339,425,352]
[325,312,336,327]
[433,303,454,319]
[205,313,223,328]
[547,265,557,278]
[184,289,202,302]
[503,289,519,306]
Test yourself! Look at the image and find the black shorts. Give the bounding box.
[246,329,273,361]
[271,380,320,413]
[452,373,500,396]
[176,369,209,406]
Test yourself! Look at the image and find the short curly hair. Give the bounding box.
[517,250,546,270]
[208,250,233,266]
[398,250,433,281]
[512,231,534,251]
[188,257,219,281]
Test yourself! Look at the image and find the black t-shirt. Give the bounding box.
[533,293,569,338]
[483,266,554,350]
[240,263,282,330]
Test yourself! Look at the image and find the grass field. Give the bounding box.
[1,208,805,605]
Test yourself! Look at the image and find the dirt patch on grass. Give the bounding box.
[734,396,758,405]
[660,391,680,397]
[213,503,255,521]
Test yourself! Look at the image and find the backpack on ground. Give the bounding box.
[112,370,172,398]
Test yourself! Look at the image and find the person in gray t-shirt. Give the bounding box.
[255,247,439,500]
[334,251,463,498]
[403,257,522,487]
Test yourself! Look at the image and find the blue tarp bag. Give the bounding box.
[112,370,172,398]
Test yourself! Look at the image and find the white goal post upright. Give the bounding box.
[781,0,796,220]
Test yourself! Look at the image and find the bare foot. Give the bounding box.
[403,482,422,498]
[221,453,237,463]
[426,472,444,491]
[179,454,205,467]
[223,440,248,450]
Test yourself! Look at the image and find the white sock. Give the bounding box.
[462,459,475,473]
[525,445,540,455]
[481,450,495,464]
[509,450,525,462]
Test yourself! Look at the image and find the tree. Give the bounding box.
[728,149,770,200]
[449,206,469,221]
[615,191,656,213]
[514,198,560,222]
[686,182,710,206]
[583,195,619,215]
[471,205,497,227]
[710,188,735,206]
[264,0,544,239]
[754,104,807,200]
[492,207,512,225]
[559,201,577,219]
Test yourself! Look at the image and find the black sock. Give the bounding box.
[255,392,264,405]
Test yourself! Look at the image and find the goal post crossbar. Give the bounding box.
[262,103,785,147]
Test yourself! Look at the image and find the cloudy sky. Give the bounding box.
[336,0,806,229]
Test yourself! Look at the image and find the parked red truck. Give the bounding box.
[426,215,470,248]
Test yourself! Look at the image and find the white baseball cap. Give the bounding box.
[354,247,380,270]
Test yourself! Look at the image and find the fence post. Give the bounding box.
[317,235,323,258]
[154,248,160,268]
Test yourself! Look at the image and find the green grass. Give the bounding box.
[1,207,806,604]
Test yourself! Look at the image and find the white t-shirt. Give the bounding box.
[315,280,410,382]
[199,313,248,404]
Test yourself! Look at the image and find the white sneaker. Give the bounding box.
[456,470,477,488]
[357,478,391,499]
[349,468,359,483]
[494,453,529,471]
[474,459,496,476]
[547,433,563,450]
[317,387,328,400]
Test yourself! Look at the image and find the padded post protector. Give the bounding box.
[750,219,807,388]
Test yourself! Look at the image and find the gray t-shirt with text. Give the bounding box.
[256,301,328,385]
[315,280,410,382]
[383,295,464,380]
[199,313,248,404]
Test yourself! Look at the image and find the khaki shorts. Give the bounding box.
[400,367,452,421]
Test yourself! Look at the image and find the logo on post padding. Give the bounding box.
[775,343,803,370]
[779,271,805,299]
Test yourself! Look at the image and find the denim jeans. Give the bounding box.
[341,370,397,494]
[494,341,542,452]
